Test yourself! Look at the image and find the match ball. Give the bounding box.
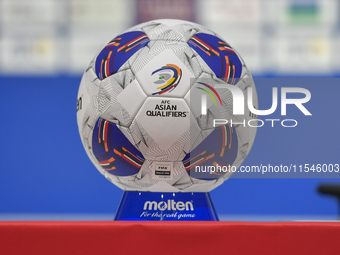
[77,19,258,192]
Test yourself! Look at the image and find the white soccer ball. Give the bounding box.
[77,19,258,192]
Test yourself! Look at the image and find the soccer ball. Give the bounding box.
[77,19,258,192]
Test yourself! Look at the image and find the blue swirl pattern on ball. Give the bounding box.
[92,118,145,176]
[188,33,242,85]
[95,31,150,80]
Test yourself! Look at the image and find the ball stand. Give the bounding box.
[114,191,219,221]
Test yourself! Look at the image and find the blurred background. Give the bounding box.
[0,0,340,221]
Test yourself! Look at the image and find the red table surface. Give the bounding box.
[0,221,340,255]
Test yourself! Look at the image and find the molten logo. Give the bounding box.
[143,200,194,211]
[152,64,182,95]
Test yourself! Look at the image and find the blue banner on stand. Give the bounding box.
[114,191,219,221]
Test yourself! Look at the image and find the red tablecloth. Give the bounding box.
[0,221,339,255]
